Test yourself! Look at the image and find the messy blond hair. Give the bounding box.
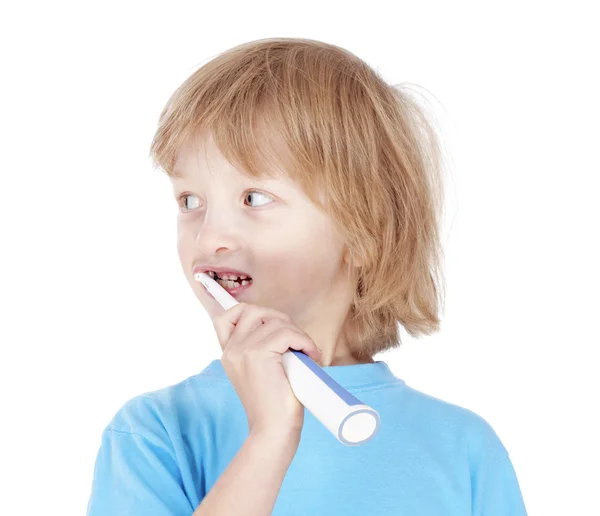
[149,38,448,360]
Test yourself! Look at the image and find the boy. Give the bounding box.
[86,37,528,515]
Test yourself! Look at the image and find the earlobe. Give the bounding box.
[343,248,351,265]
[343,248,362,268]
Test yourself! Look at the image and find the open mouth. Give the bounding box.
[206,271,253,289]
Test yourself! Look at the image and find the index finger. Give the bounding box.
[211,302,248,349]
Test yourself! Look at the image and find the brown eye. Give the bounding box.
[177,193,200,212]
[245,190,273,207]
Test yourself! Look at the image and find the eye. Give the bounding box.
[244,190,274,207]
[177,190,274,212]
[177,193,200,212]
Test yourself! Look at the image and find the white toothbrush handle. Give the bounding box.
[282,349,380,446]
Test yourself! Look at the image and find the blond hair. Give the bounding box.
[149,38,448,360]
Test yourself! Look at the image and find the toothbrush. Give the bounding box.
[195,271,381,446]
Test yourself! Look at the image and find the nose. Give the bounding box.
[194,212,243,255]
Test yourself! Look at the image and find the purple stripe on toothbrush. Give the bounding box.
[288,350,363,406]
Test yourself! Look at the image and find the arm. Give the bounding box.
[86,428,196,516]
[193,429,300,516]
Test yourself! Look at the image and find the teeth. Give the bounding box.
[216,278,251,289]
[208,271,250,281]
[202,271,252,289]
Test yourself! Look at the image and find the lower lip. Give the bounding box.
[204,277,253,298]
[217,280,253,297]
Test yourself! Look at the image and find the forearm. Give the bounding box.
[192,429,300,516]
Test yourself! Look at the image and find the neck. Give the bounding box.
[295,260,369,367]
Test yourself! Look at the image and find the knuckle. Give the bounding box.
[270,309,291,322]
[279,326,299,339]
[242,304,258,319]
[267,317,286,326]
[286,323,302,334]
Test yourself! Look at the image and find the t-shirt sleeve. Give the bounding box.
[86,428,196,516]
[472,446,528,516]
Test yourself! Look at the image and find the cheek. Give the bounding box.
[267,235,340,286]
[176,227,194,256]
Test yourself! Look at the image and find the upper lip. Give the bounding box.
[192,264,252,277]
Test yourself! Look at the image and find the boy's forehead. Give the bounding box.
[171,133,226,178]
[171,136,290,186]
[170,159,293,194]
[171,151,283,184]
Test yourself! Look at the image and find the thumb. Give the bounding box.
[211,302,247,351]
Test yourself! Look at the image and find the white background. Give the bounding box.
[1,1,598,514]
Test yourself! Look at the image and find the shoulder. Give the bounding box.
[103,369,228,438]
[400,384,509,460]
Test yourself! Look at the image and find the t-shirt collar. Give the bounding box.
[201,358,403,389]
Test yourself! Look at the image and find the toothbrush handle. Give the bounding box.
[281,350,380,446]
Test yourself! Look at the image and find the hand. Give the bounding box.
[211,302,322,436]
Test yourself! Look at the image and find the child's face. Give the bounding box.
[170,132,356,335]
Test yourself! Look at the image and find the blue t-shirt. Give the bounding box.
[86,359,527,515]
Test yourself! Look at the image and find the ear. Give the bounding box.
[343,247,362,267]
[343,247,351,265]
